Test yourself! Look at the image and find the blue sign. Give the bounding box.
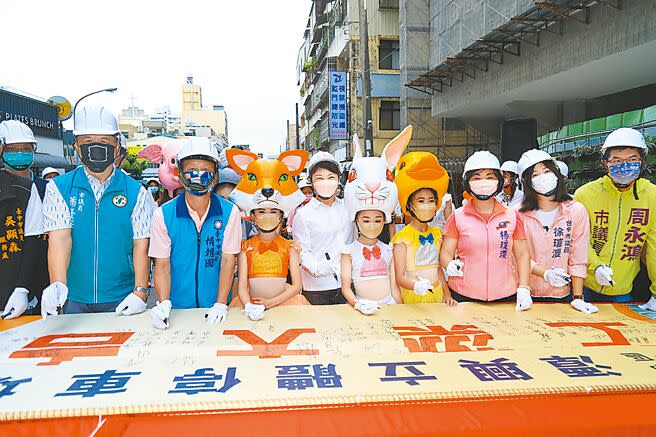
[329,72,348,140]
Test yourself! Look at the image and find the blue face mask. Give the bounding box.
[609,161,641,186]
[182,170,215,196]
[148,186,159,194]
[3,151,35,171]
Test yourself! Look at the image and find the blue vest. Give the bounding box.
[54,166,141,304]
[162,193,232,309]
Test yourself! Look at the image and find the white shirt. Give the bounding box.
[292,197,353,291]
[535,206,560,231]
[429,193,452,231]
[42,166,156,238]
[496,188,524,208]
[23,183,44,237]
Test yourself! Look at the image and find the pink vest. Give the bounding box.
[448,201,519,301]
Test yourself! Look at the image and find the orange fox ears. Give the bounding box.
[278,150,309,176]
[226,149,259,175]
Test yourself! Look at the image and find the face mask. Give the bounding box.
[410,203,437,222]
[79,143,116,173]
[358,221,384,239]
[182,170,215,196]
[313,179,339,198]
[254,212,282,233]
[148,186,159,195]
[304,194,313,202]
[469,179,498,200]
[608,161,641,186]
[531,172,559,196]
[2,151,34,171]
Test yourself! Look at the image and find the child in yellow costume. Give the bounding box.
[391,152,456,305]
[226,148,310,320]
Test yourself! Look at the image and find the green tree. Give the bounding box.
[121,152,149,178]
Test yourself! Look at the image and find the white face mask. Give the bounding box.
[469,179,498,197]
[313,179,339,198]
[531,172,558,195]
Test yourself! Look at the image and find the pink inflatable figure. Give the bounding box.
[137,139,184,197]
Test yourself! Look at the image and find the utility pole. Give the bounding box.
[358,0,373,156]
[295,103,300,150]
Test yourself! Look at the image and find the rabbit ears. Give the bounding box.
[226,148,308,176]
[352,125,413,169]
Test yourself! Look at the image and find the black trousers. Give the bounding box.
[450,288,516,303]
[302,289,347,305]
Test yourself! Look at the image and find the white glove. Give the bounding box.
[241,302,265,321]
[515,287,533,311]
[151,300,172,330]
[354,298,380,315]
[413,279,432,296]
[2,288,29,320]
[594,264,614,287]
[443,193,452,203]
[571,298,599,314]
[115,293,147,316]
[206,303,229,324]
[41,282,68,318]
[446,259,464,278]
[316,261,338,277]
[638,296,656,312]
[303,258,320,276]
[543,268,571,287]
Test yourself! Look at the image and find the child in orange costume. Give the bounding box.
[226,149,310,320]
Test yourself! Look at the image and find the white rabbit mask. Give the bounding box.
[344,126,413,223]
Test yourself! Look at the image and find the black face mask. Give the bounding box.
[79,143,116,173]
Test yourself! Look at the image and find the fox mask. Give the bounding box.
[226,149,309,217]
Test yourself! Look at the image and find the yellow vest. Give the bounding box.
[574,176,656,296]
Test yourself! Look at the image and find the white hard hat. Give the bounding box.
[463,151,500,178]
[145,178,159,184]
[0,120,36,145]
[176,137,220,165]
[298,179,312,189]
[41,167,61,178]
[73,105,120,136]
[517,149,555,179]
[118,132,127,149]
[601,128,648,155]
[556,160,568,178]
[308,151,340,175]
[500,160,519,174]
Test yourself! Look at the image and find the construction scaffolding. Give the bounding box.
[400,0,498,179]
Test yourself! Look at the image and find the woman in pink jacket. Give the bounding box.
[516,150,597,314]
[440,151,532,310]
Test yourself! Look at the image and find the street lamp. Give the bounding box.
[72,87,118,126]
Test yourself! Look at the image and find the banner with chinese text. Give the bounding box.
[0,303,655,420]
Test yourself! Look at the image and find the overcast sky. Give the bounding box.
[2,0,310,155]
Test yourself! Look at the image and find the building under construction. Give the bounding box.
[401,0,656,197]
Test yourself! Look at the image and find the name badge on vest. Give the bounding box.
[113,194,128,208]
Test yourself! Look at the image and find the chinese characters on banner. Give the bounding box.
[329,71,348,140]
[2,304,656,418]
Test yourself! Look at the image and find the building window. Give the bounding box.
[379,39,399,70]
[379,0,399,9]
[379,101,400,131]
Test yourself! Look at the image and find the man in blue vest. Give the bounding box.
[149,137,241,329]
[41,105,156,316]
